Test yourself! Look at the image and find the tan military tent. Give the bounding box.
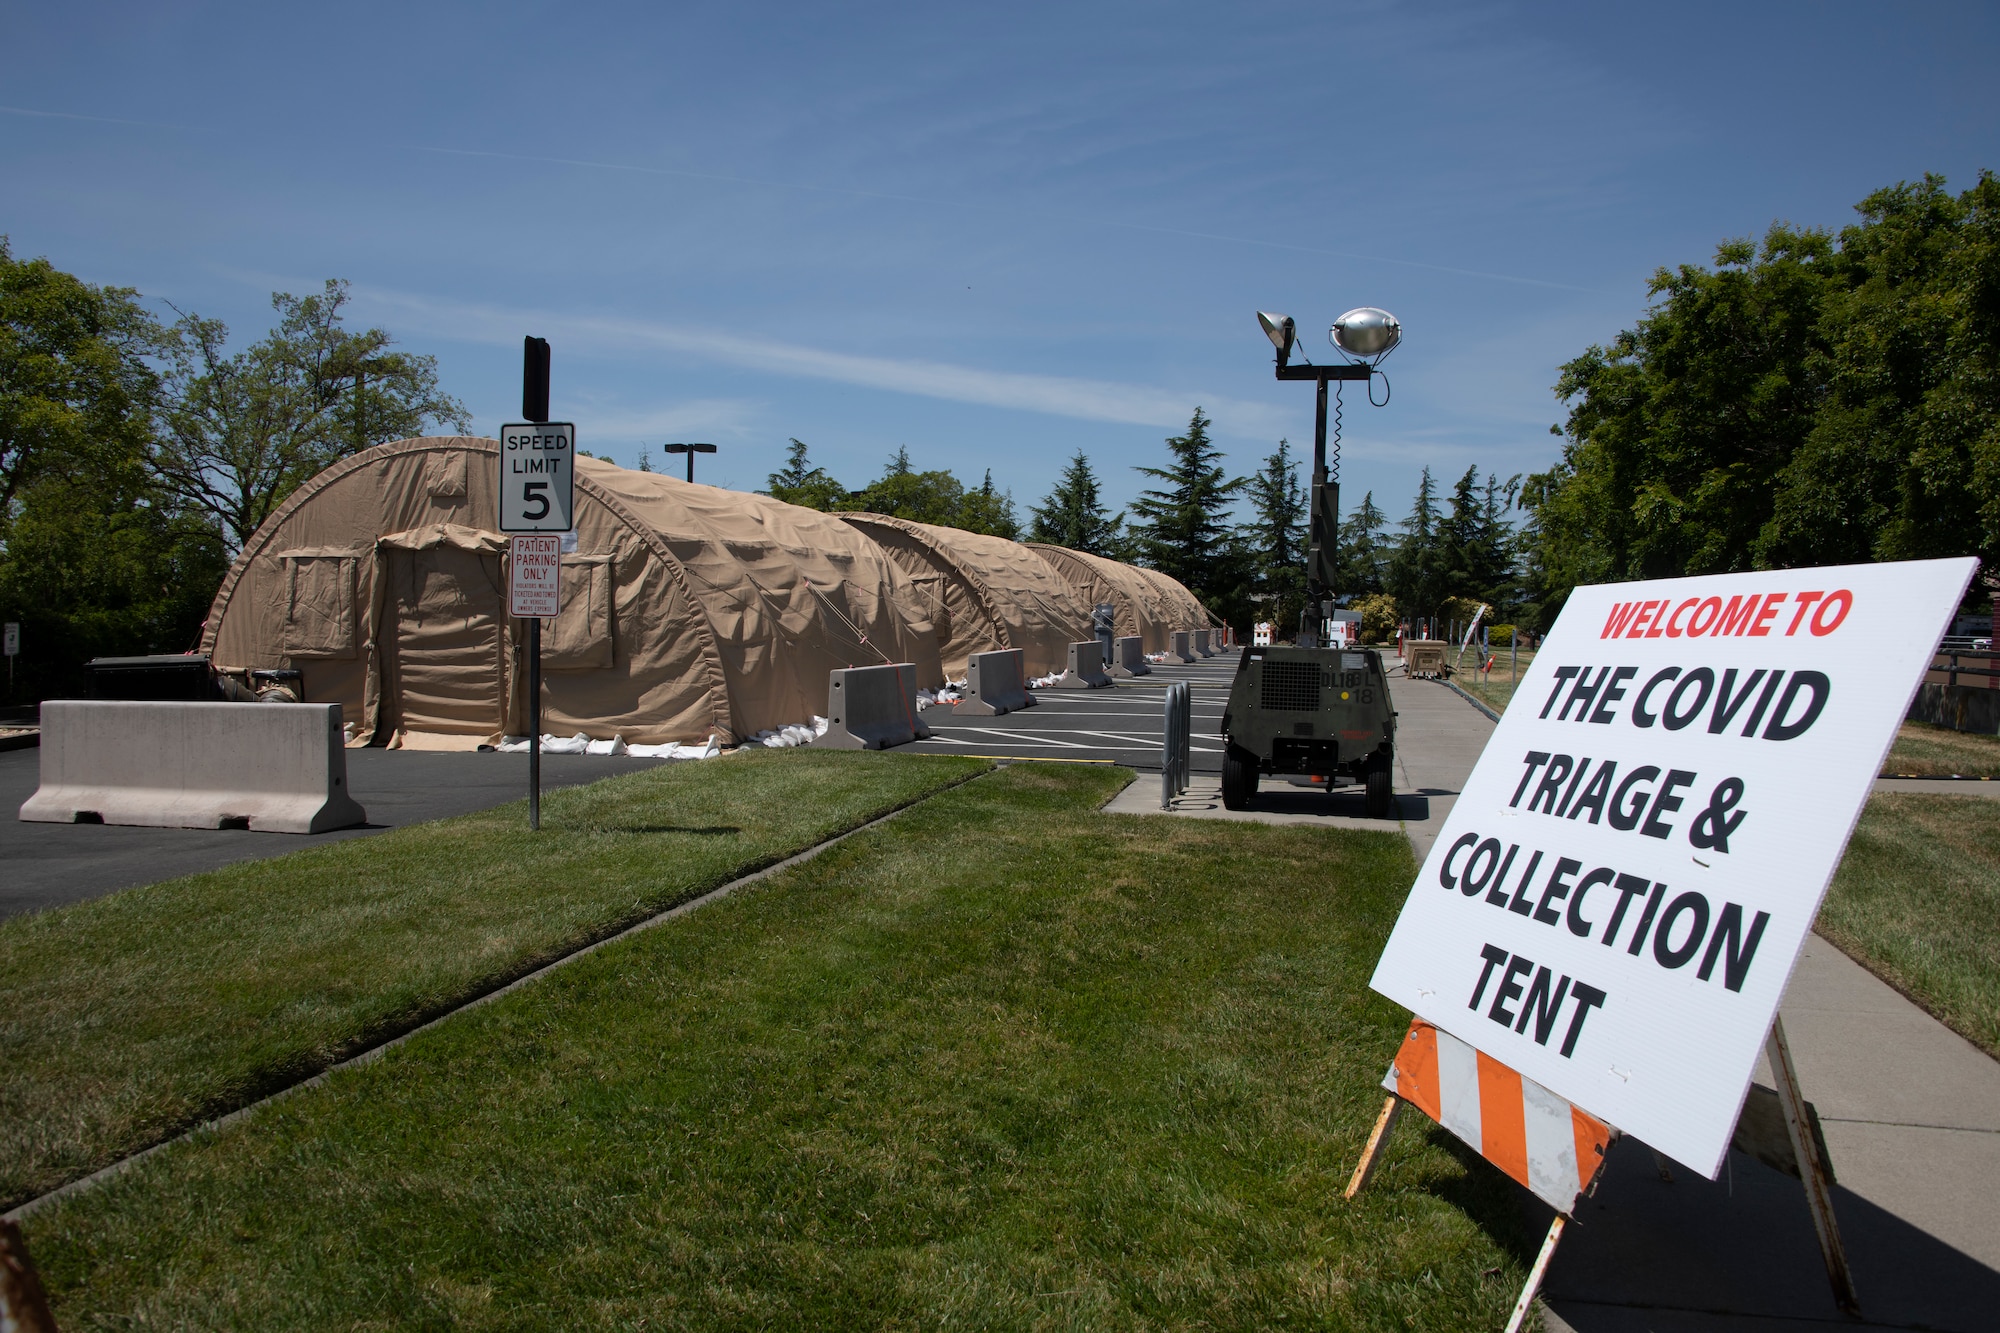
[201,437,940,747]
[1134,565,1217,631]
[836,513,1090,677]
[1024,543,1175,651]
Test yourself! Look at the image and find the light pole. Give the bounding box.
[1257,308,1400,645]
[663,442,717,483]
[349,356,394,454]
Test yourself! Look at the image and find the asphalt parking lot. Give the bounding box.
[0,746,672,921]
[906,653,1237,769]
[2,647,1250,922]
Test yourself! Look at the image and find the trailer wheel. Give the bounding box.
[1221,744,1259,810]
[1364,764,1393,818]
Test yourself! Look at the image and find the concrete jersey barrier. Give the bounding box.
[1052,640,1113,690]
[816,663,923,750]
[1193,628,1212,657]
[955,648,1032,716]
[20,700,367,834]
[1165,630,1196,664]
[1907,682,2000,736]
[1110,635,1150,677]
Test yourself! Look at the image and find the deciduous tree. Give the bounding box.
[154,280,469,551]
[1523,172,2000,626]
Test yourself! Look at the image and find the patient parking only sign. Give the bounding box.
[508,535,562,619]
[498,422,576,533]
[1368,556,1977,1177]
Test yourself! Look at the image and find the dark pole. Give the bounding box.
[1303,377,1340,644]
[686,448,695,484]
[522,336,550,832]
[528,617,541,831]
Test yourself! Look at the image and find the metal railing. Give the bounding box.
[1160,680,1191,809]
[1928,648,2000,689]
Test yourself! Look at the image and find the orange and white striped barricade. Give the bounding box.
[1346,1019,1617,1333]
[1346,1016,1854,1331]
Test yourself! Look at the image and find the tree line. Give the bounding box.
[1523,171,1997,623]
[1,241,467,700]
[763,440,1023,538]
[7,169,1990,699]
[995,171,1999,638]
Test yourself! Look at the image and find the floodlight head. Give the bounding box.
[1331,307,1401,362]
[1257,311,1296,356]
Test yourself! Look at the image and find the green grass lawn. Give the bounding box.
[24,763,1536,1330]
[1450,648,1537,715]
[1879,719,2000,777]
[0,750,988,1211]
[1816,793,2000,1058]
[1453,665,1996,781]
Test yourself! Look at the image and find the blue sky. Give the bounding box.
[5,1,1996,527]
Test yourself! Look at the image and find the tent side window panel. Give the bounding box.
[545,554,614,669]
[280,552,360,659]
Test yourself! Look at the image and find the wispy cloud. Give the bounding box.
[408,145,1605,295]
[0,103,208,133]
[565,398,762,444]
[357,286,1291,435]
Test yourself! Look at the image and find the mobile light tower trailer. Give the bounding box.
[1219,308,1401,816]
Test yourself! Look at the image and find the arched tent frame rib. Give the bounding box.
[201,437,738,742]
[836,513,1016,652]
[1024,543,1165,648]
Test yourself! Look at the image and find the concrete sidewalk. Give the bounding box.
[1107,671,2000,1329]
[1099,666,1493,862]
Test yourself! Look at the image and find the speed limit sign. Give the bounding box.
[498,422,577,533]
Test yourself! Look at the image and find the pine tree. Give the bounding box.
[958,468,1023,539]
[1241,439,1305,629]
[1128,408,1244,608]
[1338,490,1389,595]
[1474,472,1523,615]
[1386,467,1445,625]
[763,438,848,510]
[1028,451,1122,552]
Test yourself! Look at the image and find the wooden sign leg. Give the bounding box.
[1765,1015,1860,1316]
[1504,1213,1566,1333]
[1344,1095,1403,1198]
[0,1217,60,1333]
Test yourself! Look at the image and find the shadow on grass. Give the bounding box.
[1417,1124,1549,1270]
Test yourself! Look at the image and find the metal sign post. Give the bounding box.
[3,621,17,696]
[499,336,575,832]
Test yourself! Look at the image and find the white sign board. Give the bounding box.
[498,422,576,533]
[508,535,563,619]
[2,622,16,657]
[1369,557,1977,1177]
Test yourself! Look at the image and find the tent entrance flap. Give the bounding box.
[384,544,509,737]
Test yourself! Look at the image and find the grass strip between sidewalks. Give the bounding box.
[1453,667,1998,780]
[0,750,989,1210]
[1816,793,2000,1058]
[1879,719,2000,777]
[26,763,1536,1330]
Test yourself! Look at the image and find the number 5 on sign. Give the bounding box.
[499,422,577,533]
